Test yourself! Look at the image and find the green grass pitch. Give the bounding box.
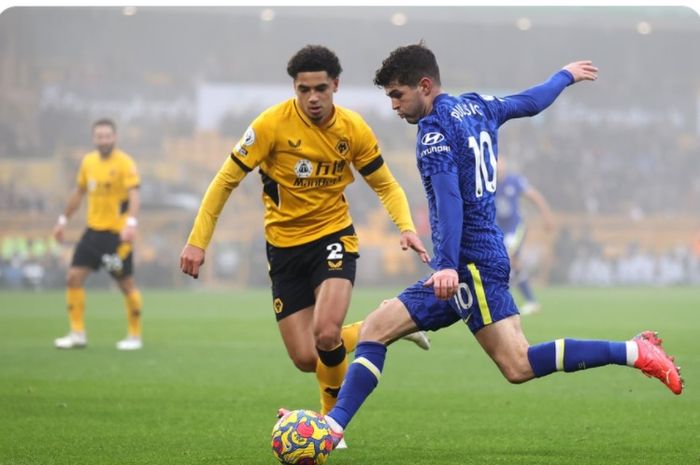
[1,287,698,465]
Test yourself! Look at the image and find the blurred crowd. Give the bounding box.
[548,227,700,287]
[0,235,64,289]
[509,121,700,218]
[0,182,47,213]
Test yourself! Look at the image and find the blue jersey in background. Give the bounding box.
[496,174,529,235]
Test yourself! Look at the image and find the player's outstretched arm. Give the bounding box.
[562,60,598,83]
[495,62,596,122]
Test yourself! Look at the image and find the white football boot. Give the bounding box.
[54,331,87,349]
[402,330,431,350]
[116,335,143,351]
[520,302,541,316]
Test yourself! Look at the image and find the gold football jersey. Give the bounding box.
[187,98,415,250]
[76,149,140,232]
[231,99,385,247]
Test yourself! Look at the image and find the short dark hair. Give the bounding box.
[287,45,343,79]
[92,118,116,132]
[374,42,441,88]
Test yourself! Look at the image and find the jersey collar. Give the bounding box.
[293,99,338,130]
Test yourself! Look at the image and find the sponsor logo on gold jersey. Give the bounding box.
[294,159,313,178]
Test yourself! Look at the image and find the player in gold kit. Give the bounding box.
[180,46,430,423]
[53,119,143,351]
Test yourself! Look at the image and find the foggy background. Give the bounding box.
[1,6,699,291]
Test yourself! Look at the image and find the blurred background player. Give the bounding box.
[179,45,430,420]
[495,157,554,315]
[52,119,143,351]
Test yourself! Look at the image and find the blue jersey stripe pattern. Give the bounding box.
[415,69,574,272]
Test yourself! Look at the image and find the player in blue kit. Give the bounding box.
[495,158,554,315]
[312,43,683,447]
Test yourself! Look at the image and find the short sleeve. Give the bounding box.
[123,156,140,189]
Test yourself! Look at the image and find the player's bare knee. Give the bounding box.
[289,353,316,373]
[313,327,342,352]
[117,277,135,294]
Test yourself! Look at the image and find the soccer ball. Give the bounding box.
[271,409,333,465]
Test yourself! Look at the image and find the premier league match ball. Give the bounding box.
[271,409,333,465]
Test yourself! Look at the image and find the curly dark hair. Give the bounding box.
[287,45,343,79]
[374,42,441,88]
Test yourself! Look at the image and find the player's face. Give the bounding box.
[294,71,338,125]
[92,125,116,157]
[384,83,427,125]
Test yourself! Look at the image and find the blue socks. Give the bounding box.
[329,339,635,430]
[327,341,387,429]
[527,339,630,377]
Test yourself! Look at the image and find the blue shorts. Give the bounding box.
[398,260,518,335]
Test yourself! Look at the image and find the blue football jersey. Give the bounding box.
[496,174,529,234]
[414,69,573,272]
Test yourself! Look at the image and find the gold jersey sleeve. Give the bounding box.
[77,150,140,232]
[361,163,416,233]
[185,108,276,249]
[186,157,249,249]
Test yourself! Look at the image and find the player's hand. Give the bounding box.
[563,60,598,83]
[52,223,65,243]
[400,231,431,263]
[120,225,137,242]
[180,244,205,279]
[424,268,459,300]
